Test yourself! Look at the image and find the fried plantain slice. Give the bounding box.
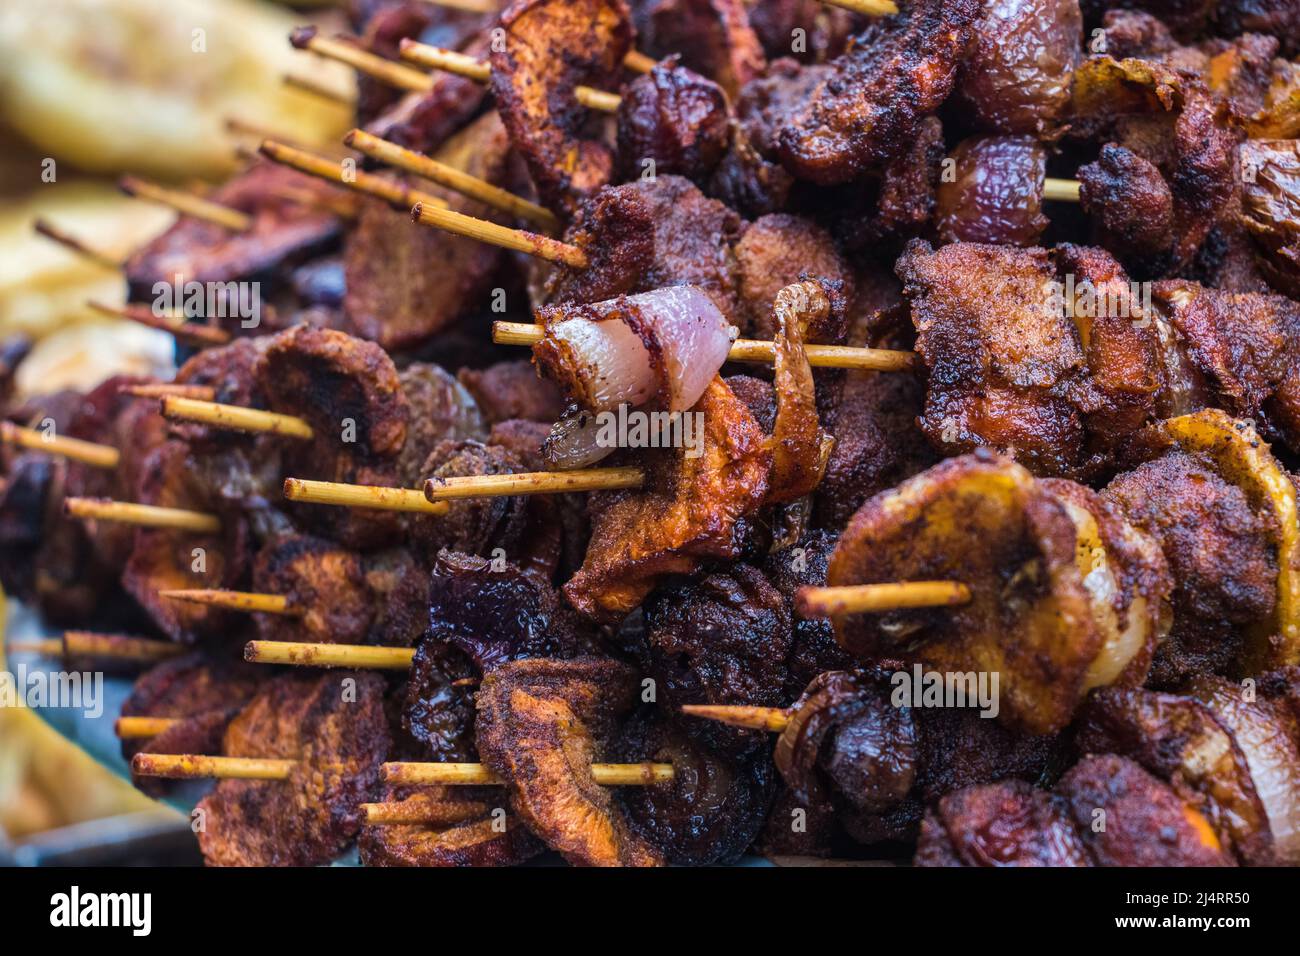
[826,451,1102,734]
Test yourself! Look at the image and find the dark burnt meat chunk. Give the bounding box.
[411,440,533,564]
[1070,56,1241,273]
[425,549,596,673]
[488,0,632,218]
[897,241,1088,478]
[953,0,1083,136]
[616,57,731,186]
[169,338,270,447]
[343,113,512,350]
[257,325,409,548]
[611,709,775,865]
[1103,450,1276,685]
[707,59,813,216]
[934,136,1050,247]
[776,0,980,185]
[359,785,544,866]
[1080,1,1217,40]
[1078,144,1175,269]
[123,441,252,643]
[119,652,264,797]
[840,115,944,252]
[914,779,1091,866]
[1057,754,1235,865]
[1154,281,1300,449]
[362,547,433,648]
[251,533,374,645]
[1239,139,1300,299]
[123,161,342,311]
[762,531,854,697]
[196,671,391,867]
[456,361,562,427]
[403,636,479,763]
[1216,0,1300,57]
[547,176,746,323]
[629,0,766,98]
[475,657,664,866]
[642,563,793,758]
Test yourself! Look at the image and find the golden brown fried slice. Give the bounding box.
[197,671,391,867]
[563,376,771,622]
[475,657,663,867]
[827,453,1102,734]
[359,786,544,867]
[488,0,632,217]
[767,281,834,504]
[250,533,373,645]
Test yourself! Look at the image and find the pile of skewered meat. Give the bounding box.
[4,0,1300,866]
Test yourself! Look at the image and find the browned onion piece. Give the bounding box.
[1190,676,1300,864]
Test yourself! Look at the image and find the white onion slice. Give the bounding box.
[539,285,731,414]
[542,408,616,470]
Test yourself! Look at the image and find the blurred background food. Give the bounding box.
[0,0,354,859]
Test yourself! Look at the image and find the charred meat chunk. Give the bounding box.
[251,533,374,645]
[777,0,980,185]
[359,785,544,866]
[456,361,561,427]
[1078,143,1176,269]
[616,57,731,186]
[914,779,1091,866]
[631,0,765,97]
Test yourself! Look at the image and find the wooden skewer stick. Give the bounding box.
[282,72,356,105]
[132,753,296,781]
[1043,177,1082,203]
[361,800,488,826]
[290,28,435,94]
[64,498,222,534]
[795,581,972,618]
[0,422,121,469]
[383,761,674,786]
[425,466,643,502]
[158,590,300,615]
[622,50,657,74]
[119,176,252,232]
[131,753,674,784]
[64,631,185,662]
[283,477,450,515]
[87,300,232,347]
[5,639,64,657]
[344,128,560,231]
[244,640,416,670]
[411,201,588,268]
[680,704,791,732]
[398,39,621,112]
[116,717,181,739]
[493,321,917,372]
[32,218,123,270]
[161,396,314,440]
[819,0,898,16]
[259,140,449,211]
[121,383,218,401]
[224,117,350,163]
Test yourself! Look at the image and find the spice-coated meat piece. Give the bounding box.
[394,362,486,487]
[456,361,561,427]
[359,785,544,866]
[250,533,374,645]
[489,0,632,218]
[630,0,765,98]
[615,57,731,186]
[776,0,980,185]
[196,671,392,867]
[475,657,664,866]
